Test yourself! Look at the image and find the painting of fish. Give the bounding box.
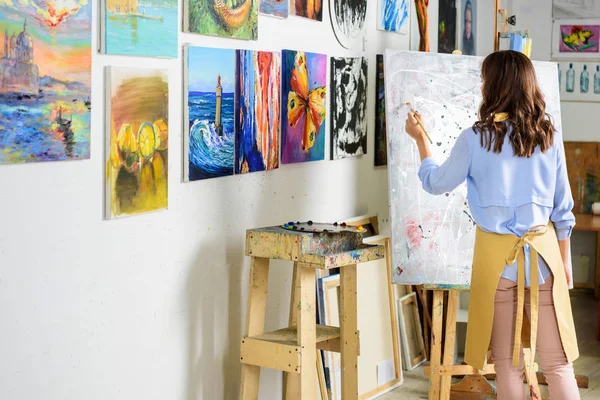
[106,67,169,219]
[281,49,326,164]
[235,50,280,173]
[0,0,91,164]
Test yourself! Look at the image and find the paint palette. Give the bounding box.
[281,221,368,234]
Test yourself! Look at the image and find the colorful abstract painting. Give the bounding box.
[291,0,322,20]
[378,0,409,34]
[187,0,258,40]
[330,0,367,49]
[281,49,327,164]
[103,0,178,58]
[330,57,368,160]
[260,0,288,18]
[437,0,456,53]
[559,25,600,53]
[235,50,280,174]
[375,55,387,166]
[0,0,91,164]
[185,46,234,181]
[106,67,168,219]
[410,0,429,51]
[384,50,562,285]
[564,142,600,214]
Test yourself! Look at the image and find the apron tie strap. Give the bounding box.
[505,225,546,369]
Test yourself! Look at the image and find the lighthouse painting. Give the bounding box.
[184,45,235,181]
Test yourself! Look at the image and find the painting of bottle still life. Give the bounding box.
[552,19,600,59]
[105,67,169,219]
[558,61,600,102]
[0,0,91,164]
[235,50,280,174]
[101,0,178,58]
[281,49,327,164]
[184,0,258,40]
[183,46,235,181]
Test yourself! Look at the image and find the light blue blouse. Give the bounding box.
[417,125,575,287]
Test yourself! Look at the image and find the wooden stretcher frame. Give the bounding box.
[397,292,427,371]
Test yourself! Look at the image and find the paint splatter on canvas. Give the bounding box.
[235,50,280,174]
[261,0,288,18]
[291,0,322,20]
[375,55,387,166]
[185,46,234,181]
[103,0,178,58]
[106,67,168,219]
[378,0,409,34]
[330,57,367,160]
[281,49,327,164]
[0,0,91,164]
[438,0,456,53]
[187,0,258,40]
[384,50,562,285]
[329,0,367,49]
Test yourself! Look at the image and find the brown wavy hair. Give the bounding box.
[473,50,555,157]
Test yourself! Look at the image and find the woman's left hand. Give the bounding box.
[405,112,425,141]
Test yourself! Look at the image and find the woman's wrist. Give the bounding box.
[416,137,432,160]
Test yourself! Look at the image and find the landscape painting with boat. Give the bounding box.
[104,0,177,58]
[0,0,91,164]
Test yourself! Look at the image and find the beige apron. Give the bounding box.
[464,224,579,372]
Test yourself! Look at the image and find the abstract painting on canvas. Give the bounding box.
[235,50,280,174]
[103,0,178,58]
[330,57,368,160]
[330,0,367,48]
[184,46,235,181]
[261,0,288,18]
[281,50,327,164]
[384,50,562,285]
[290,0,322,21]
[186,0,258,40]
[0,0,91,164]
[377,0,409,33]
[375,55,387,166]
[106,67,169,219]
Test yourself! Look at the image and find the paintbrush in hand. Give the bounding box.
[406,102,433,144]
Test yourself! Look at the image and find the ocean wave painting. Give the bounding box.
[186,46,235,181]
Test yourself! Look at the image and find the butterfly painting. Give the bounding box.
[281,50,327,164]
[560,25,600,52]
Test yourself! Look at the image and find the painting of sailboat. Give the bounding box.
[0,0,91,164]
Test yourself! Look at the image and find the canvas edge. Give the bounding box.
[182,45,190,182]
[104,66,112,220]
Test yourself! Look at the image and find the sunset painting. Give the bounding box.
[0,0,91,164]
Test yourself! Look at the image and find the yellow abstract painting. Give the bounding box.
[106,67,169,219]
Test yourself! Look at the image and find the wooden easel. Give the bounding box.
[423,285,544,400]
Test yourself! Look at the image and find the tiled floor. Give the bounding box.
[380,290,600,399]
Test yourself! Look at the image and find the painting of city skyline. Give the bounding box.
[103,0,178,58]
[184,46,235,181]
[235,50,280,174]
[0,0,91,164]
[106,67,169,219]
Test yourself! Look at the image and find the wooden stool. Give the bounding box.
[239,225,385,400]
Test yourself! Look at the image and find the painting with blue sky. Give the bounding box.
[185,46,235,181]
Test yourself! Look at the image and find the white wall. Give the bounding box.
[0,3,408,400]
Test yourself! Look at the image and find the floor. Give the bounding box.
[381,290,600,399]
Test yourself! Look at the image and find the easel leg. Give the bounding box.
[297,265,317,399]
[429,290,444,399]
[240,257,270,400]
[284,263,300,400]
[385,237,402,379]
[440,290,458,399]
[341,264,359,400]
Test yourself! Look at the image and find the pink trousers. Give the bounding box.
[490,277,580,399]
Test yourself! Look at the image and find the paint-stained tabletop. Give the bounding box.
[245,224,385,269]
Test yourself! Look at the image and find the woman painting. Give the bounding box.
[405,51,580,399]
[463,0,475,55]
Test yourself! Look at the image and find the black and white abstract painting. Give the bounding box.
[330,0,368,49]
[330,57,368,160]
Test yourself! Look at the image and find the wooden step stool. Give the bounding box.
[239,225,385,400]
